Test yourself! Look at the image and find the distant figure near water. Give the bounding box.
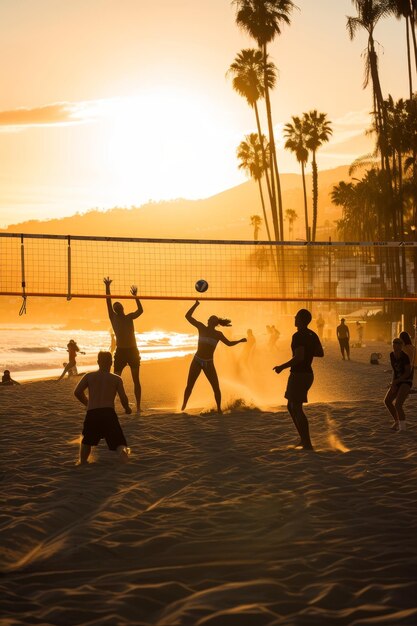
[74,351,131,464]
[273,309,324,450]
[104,277,143,413]
[2,369,20,385]
[57,339,83,381]
[384,338,413,432]
[109,329,116,357]
[181,300,247,414]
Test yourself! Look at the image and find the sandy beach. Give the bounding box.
[1,341,417,625]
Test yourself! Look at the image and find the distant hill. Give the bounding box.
[1,164,358,241]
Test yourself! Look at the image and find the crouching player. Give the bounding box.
[74,351,131,464]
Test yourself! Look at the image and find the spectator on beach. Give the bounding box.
[273,308,324,450]
[74,351,131,464]
[399,331,415,369]
[57,339,83,381]
[181,300,246,414]
[267,325,280,351]
[104,277,143,414]
[384,338,413,432]
[336,318,350,360]
[316,313,325,341]
[356,321,364,346]
[1,369,20,385]
[242,328,256,366]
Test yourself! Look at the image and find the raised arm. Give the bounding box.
[74,374,89,406]
[127,285,143,319]
[117,378,132,414]
[185,300,200,328]
[104,277,114,320]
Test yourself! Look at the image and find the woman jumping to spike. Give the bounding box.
[181,300,246,414]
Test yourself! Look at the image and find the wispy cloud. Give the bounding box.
[330,108,373,145]
[0,101,97,131]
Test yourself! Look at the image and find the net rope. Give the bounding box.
[1,233,417,302]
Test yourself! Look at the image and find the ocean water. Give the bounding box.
[0,325,196,381]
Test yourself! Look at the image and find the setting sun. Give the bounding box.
[97,89,238,203]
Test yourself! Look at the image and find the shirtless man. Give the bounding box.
[74,351,131,464]
[273,309,324,450]
[104,277,143,413]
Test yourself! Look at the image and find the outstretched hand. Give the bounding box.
[273,365,283,374]
[130,285,138,297]
[104,277,112,287]
[240,338,247,343]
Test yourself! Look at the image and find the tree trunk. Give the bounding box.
[301,161,309,241]
[262,44,282,241]
[311,153,318,242]
[254,102,274,224]
[406,16,413,100]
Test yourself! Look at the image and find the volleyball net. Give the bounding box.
[1,233,417,303]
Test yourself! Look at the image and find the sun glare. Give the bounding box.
[93,90,236,204]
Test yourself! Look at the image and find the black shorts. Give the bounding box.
[114,347,140,372]
[284,372,314,404]
[82,407,127,450]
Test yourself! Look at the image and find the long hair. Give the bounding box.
[399,331,412,345]
[217,317,232,327]
[209,315,232,327]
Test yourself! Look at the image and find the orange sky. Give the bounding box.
[0,0,408,227]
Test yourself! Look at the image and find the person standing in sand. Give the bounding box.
[74,351,131,464]
[181,300,247,414]
[273,308,324,450]
[336,318,350,360]
[316,313,325,342]
[384,338,413,432]
[104,277,143,413]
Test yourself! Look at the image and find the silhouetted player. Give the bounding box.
[74,351,131,464]
[181,300,246,414]
[104,277,143,413]
[273,308,324,450]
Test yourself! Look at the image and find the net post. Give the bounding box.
[67,235,72,301]
[19,234,27,315]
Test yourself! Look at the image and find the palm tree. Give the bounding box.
[250,214,262,240]
[227,48,277,219]
[233,0,297,241]
[347,0,392,169]
[285,209,298,239]
[284,116,310,240]
[387,0,415,98]
[237,133,273,241]
[303,110,333,241]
